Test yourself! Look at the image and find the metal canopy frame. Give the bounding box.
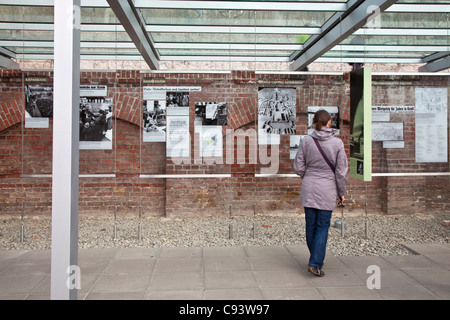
[106,0,159,69]
[0,0,450,71]
[290,0,398,71]
[419,54,450,72]
[0,46,19,69]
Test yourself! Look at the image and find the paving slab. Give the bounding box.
[203,246,247,258]
[381,254,440,269]
[160,247,202,258]
[376,286,440,300]
[254,270,312,288]
[204,288,264,300]
[0,274,47,295]
[423,254,450,268]
[154,258,202,273]
[337,255,394,269]
[90,274,151,293]
[86,292,146,300]
[146,289,204,300]
[150,272,204,291]
[403,243,450,256]
[115,247,161,260]
[249,256,302,271]
[203,257,252,272]
[204,271,258,290]
[260,287,323,300]
[0,244,449,300]
[317,286,382,300]
[104,258,156,274]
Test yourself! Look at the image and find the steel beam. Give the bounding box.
[107,0,159,69]
[419,55,450,72]
[290,0,398,71]
[422,51,450,63]
[0,55,19,69]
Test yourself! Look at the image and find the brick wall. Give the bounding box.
[0,70,449,217]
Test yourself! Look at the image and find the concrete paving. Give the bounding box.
[0,244,449,300]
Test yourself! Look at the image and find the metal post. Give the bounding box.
[365,183,369,239]
[113,205,117,240]
[20,205,24,243]
[138,205,142,241]
[50,0,80,301]
[252,203,256,239]
[229,204,233,239]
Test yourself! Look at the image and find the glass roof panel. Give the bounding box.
[7,46,53,54]
[376,12,449,29]
[80,7,117,25]
[332,5,450,67]
[0,1,448,71]
[348,35,449,47]
[140,8,334,27]
[0,5,53,23]
[158,48,293,57]
[81,31,132,43]
[323,50,437,59]
[0,30,53,42]
[151,32,310,44]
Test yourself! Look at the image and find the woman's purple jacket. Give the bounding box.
[293,128,349,211]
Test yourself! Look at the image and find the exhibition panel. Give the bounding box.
[1,69,449,217]
[0,1,449,218]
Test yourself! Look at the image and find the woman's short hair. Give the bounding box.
[313,109,331,131]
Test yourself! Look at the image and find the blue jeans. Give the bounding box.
[304,207,332,268]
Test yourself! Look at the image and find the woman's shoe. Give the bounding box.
[308,265,325,277]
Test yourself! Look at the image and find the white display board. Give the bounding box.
[372,122,404,141]
[166,116,190,158]
[415,88,448,163]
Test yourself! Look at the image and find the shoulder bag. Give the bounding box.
[311,137,335,173]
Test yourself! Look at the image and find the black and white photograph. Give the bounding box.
[25,85,53,118]
[143,100,166,142]
[290,135,307,159]
[79,96,113,150]
[166,91,189,115]
[195,102,228,126]
[258,87,296,135]
[24,85,53,128]
[308,106,339,134]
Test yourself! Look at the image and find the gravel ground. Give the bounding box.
[0,213,449,256]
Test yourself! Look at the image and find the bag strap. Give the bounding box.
[311,137,335,173]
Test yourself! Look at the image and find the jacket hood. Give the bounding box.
[311,128,338,141]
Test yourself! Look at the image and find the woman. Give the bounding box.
[293,109,348,277]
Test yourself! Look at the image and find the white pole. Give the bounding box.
[51,0,81,300]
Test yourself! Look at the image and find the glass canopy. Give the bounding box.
[0,0,449,71]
